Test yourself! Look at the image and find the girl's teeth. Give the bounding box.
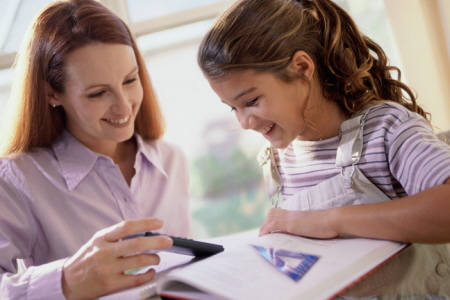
[261,123,274,134]
[107,116,129,124]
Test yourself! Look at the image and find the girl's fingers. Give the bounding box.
[260,208,296,236]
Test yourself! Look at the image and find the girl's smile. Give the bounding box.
[260,123,274,135]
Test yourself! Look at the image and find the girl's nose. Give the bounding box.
[237,112,257,130]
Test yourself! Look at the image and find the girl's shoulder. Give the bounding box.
[365,101,419,122]
[363,101,429,132]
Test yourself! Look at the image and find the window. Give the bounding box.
[0,0,402,239]
[130,0,401,239]
[126,0,225,22]
[137,21,269,239]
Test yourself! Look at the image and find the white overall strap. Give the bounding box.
[257,144,283,207]
[335,107,372,188]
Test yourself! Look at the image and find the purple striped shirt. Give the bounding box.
[274,102,450,200]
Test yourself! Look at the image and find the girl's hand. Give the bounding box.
[62,218,172,300]
[259,208,340,239]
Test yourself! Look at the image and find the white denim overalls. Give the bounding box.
[257,108,450,299]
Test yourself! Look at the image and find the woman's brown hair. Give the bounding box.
[1,0,164,156]
[198,0,429,121]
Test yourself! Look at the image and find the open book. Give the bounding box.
[102,232,407,300]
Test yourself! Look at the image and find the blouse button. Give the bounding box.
[436,263,449,276]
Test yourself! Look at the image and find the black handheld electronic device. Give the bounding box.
[123,231,224,257]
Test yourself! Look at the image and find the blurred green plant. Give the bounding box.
[190,147,262,198]
[189,145,271,238]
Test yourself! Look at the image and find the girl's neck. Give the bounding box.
[297,95,348,142]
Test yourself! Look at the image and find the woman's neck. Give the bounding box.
[87,137,138,186]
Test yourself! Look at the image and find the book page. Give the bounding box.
[100,252,194,300]
[157,233,406,300]
[100,232,258,299]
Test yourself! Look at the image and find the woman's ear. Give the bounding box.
[46,84,62,107]
[288,51,315,80]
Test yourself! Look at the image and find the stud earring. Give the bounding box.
[51,104,57,107]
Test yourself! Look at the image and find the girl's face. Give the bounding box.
[209,69,321,149]
[49,43,143,152]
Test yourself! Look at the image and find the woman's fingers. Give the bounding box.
[103,218,164,242]
[62,219,174,300]
[104,268,157,294]
[117,253,161,272]
[116,235,173,258]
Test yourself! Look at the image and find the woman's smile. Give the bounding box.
[103,115,131,125]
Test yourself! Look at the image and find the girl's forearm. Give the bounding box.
[331,183,450,243]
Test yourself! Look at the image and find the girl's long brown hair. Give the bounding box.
[198,0,429,121]
[2,0,165,156]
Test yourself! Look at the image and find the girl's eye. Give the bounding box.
[246,97,258,106]
[88,91,106,98]
[230,106,236,112]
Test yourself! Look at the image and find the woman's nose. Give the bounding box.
[112,89,131,113]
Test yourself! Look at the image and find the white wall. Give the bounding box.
[385,0,450,132]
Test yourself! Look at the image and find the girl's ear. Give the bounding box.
[287,51,315,80]
[46,84,62,107]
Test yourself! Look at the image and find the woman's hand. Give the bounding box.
[62,218,172,300]
[259,207,340,239]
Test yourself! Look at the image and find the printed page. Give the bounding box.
[100,252,195,300]
[157,233,406,300]
[100,232,257,299]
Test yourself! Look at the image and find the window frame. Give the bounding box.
[0,0,235,70]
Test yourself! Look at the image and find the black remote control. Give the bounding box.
[123,231,224,257]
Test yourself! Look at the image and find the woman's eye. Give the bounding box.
[246,98,258,106]
[88,91,105,98]
[124,78,137,84]
[230,106,236,112]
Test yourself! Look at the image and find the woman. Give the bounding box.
[0,0,191,299]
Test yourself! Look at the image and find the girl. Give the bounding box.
[0,0,190,299]
[198,0,450,298]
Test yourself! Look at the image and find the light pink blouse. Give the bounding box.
[0,131,191,299]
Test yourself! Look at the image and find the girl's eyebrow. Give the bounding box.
[234,87,256,100]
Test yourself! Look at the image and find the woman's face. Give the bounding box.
[208,69,314,149]
[49,42,143,151]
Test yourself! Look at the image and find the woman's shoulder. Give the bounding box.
[153,138,184,154]
[0,148,55,184]
[138,138,189,180]
[138,137,187,166]
[1,148,50,167]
